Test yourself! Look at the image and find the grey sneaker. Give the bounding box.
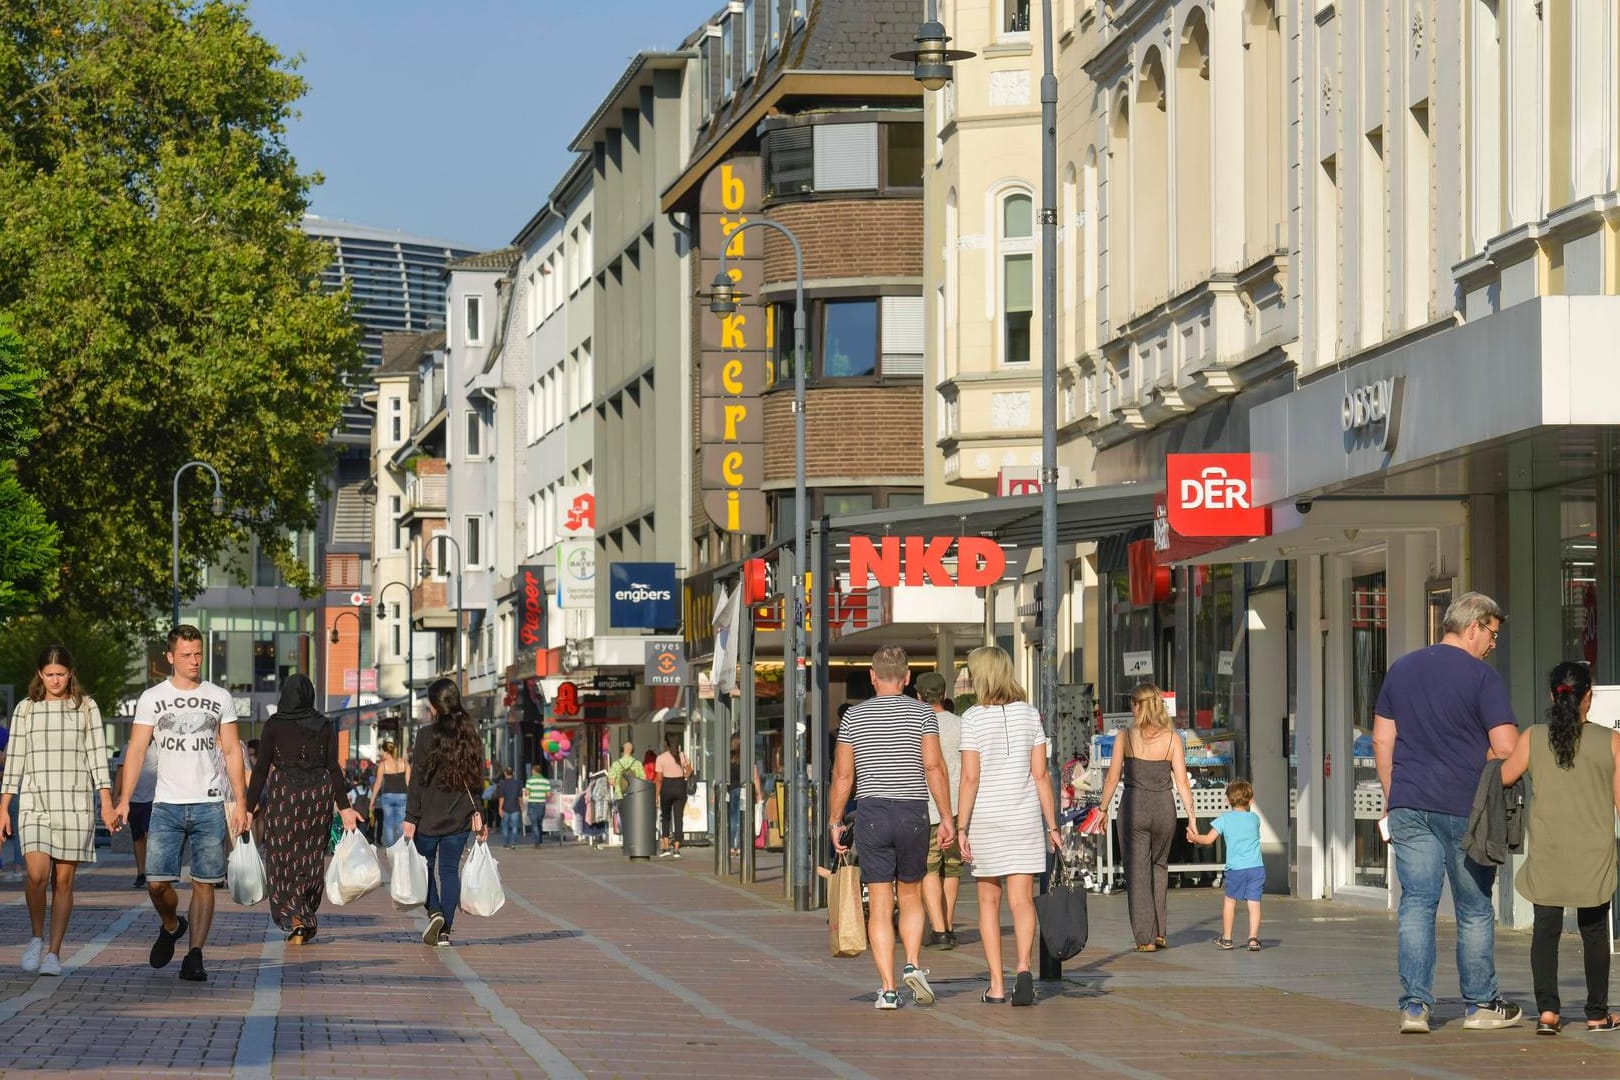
[1463,998,1523,1030]
[1400,1003,1431,1034]
[874,988,900,1010]
[20,937,42,974]
[902,963,935,1006]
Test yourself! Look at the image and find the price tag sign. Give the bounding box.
[1217,650,1235,676]
[1122,651,1153,677]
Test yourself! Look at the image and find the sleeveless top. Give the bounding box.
[380,768,407,794]
[1515,724,1618,909]
[1122,728,1175,793]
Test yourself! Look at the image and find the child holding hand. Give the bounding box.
[1188,779,1265,951]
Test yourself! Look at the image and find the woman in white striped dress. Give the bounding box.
[0,645,117,976]
[955,646,1061,1006]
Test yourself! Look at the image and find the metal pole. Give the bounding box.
[1037,0,1063,983]
[740,607,756,884]
[171,460,222,629]
[810,518,829,907]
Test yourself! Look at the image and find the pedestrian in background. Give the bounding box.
[0,645,117,976]
[114,734,159,889]
[495,767,523,849]
[524,764,551,848]
[828,644,955,1011]
[0,724,22,882]
[1372,591,1521,1034]
[915,671,964,951]
[1499,661,1620,1034]
[1187,778,1266,951]
[370,740,409,847]
[655,734,691,859]
[404,679,486,948]
[1096,683,1198,952]
[954,647,1060,1006]
[244,674,359,945]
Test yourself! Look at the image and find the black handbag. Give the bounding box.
[1034,859,1089,961]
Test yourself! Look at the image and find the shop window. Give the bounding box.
[1349,570,1388,889]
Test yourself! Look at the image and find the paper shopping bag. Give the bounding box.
[821,854,867,958]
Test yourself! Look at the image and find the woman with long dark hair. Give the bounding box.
[244,674,359,945]
[404,678,486,947]
[1501,661,1620,1034]
[0,645,117,975]
[655,733,691,858]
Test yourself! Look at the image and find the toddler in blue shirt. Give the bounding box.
[1188,779,1265,951]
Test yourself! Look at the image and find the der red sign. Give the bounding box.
[1166,454,1268,538]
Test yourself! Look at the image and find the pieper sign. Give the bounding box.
[1165,454,1268,538]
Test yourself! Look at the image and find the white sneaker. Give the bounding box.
[39,953,61,976]
[658,850,673,858]
[20,937,43,973]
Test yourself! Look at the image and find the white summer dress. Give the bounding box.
[960,701,1048,878]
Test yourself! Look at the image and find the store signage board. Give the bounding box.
[845,535,1006,588]
[557,540,595,609]
[1166,454,1269,538]
[1123,651,1153,677]
[558,487,595,538]
[609,562,680,629]
[593,674,635,692]
[516,564,546,657]
[645,639,688,686]
[1341,376,1404,452]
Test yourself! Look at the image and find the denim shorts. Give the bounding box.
[1225,865,1266,902]
[146,802,228,885]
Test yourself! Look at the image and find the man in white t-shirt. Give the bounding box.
[115,625,249,983]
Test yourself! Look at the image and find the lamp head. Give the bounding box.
[329,627,340,645]
[375,602,386,620]
[707,272,739,315]
[210,488,226,515]
[891,20,973,91]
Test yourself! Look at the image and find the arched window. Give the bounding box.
[1109,92,1132,333]
[999,190,1035,365]
[1082,149,1099,351]
[1176,8,1212,284]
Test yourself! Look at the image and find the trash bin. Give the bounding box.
[620,775,657,860]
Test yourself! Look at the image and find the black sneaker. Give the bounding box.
[132,874,147,890]
[422,911,444,947]
[149,915,188,969]
[941,931,959,951]
[922,929,944,949]
[1463,998,1523,1030]
[178,947,207,982]
[434,934,452,948]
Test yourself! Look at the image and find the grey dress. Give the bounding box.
[1515,724,1618,909]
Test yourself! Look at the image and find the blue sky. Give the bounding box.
[247,0,722,249]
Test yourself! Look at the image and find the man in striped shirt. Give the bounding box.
[829,644,955,1011]
[524,764,551,848]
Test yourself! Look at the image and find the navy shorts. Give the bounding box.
[1225,865,1265,902]
[127,801,154,842]
[855,797,930,885]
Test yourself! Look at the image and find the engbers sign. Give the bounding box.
[698,156,769,535]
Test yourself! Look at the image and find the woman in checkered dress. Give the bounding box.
[0,645,118,976]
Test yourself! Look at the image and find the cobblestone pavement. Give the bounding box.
[1,842,1617,1078]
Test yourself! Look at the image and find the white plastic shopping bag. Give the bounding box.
[388,835,429,909]
[459,839,505,917]
[323,828,383,906]
[227,833,266,906]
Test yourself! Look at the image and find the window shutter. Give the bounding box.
[766,127,813,195]
[881,296,925,377]
[813,123,878,191]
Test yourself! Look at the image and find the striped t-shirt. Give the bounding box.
[524,774,552,802]
[838,694,939,801]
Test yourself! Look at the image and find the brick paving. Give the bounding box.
[1,844,1618,1078]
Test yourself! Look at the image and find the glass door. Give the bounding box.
[1347,570,1389,889]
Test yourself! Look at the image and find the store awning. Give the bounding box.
[817,482,1161,548]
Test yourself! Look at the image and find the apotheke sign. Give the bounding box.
[1340,376,1404,452]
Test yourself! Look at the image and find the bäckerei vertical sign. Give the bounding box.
[699,155,769,535]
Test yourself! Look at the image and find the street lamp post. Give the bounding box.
[420,533,464,687]
[901,0,1064,976]
[707,218,810,911]
[375,579,416,704]
[171,460,225,629]
[330,608,364,768]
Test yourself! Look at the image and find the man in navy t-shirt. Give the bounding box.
[1373,591,1521,1035]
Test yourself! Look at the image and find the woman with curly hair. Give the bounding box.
[404,678,487,947]
[1500,661,1620,1035]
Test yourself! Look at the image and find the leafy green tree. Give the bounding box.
[0,317,59,618]
[0,0,362,628]
[0,613,138,718]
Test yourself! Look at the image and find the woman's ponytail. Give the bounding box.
[1544,660,1590,770]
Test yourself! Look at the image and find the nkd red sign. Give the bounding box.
[1165,454,1268,538]
[847,536,1006,588]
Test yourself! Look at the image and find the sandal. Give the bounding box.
[1246,938,1262,952]
[981,990,1007,1004]
[1011,971,1036,1007]
[1154,937,1168,950]
[1586,1013,1620,1032]
[1134,943,1158,952]
[1537,1015,1562,1036]
[1214,937,1234,950]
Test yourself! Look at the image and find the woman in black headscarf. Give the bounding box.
[245,674,359,944]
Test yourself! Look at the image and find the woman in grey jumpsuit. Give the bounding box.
[1097,685,1198,950]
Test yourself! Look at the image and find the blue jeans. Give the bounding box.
[501,811,522,847]
[414,830,471,932]
[1,828,20,869]
[376,793,406,847]
[146,802,228,885]
[526,804,546,845]
[728,788,743,850]
[1389,807,1499,1009]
